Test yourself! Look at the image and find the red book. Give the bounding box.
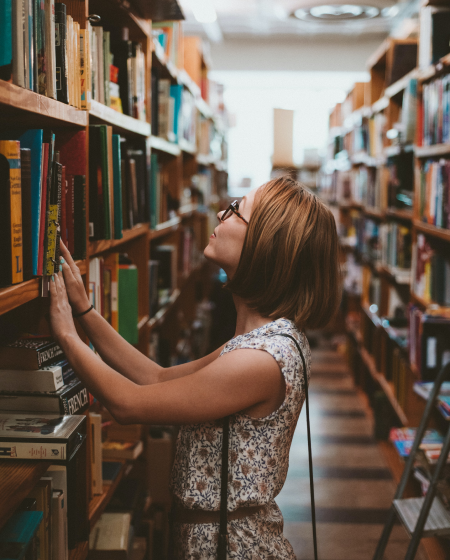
[37,143,49,276]
[60,166,67,246]
[55,131,86,176]
[66,175,75,255]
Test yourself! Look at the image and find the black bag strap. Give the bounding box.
[218,332,318,560]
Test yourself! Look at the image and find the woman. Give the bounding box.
[49,175,341,559]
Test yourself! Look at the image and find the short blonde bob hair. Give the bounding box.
[227,176,341,330]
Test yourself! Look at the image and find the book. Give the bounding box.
[12,0,25,88]
[89,513,131,560]
[0,139,23,286]
[0,413,85,460]
[51,490,68,560]
[20,148,32,280]
[0,510,43,560]
[44,159,62,275]
[102,461,123,483]
[0,377,89,415]
[89,413,103,496]
[112,29,133,116]
[36,0,46,95]
[0,0,13,81]
[0,362,71,392]
[389,426,444,457]
[54,2,68,104]
[112,134,123,239]
[46,432,88,549]
[104,253,119,330]
[44,0,56,99]
[0,337,63,369]
[28,477,52,560]
[118,263,138,344]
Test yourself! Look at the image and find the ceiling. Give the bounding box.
[179,0,420,40]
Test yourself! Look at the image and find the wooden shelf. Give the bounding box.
[89,225,149,257]
[0,260,86,315]
[371,96,389,114]
[410,291,431,309]
[89,100,151,137]
[359,346,409,426]
[88,461,127,531]
[0,461,51,530]
[149,217,181,240]
[418,52,450,83]
[338,200,363,210]
[385,208,413,222]
[179,203,199,217]
[364,207,385,220]
[413,220,450,243]
[384,68,419,99]
[150,136,181,156]
[179,138,196,154]
[69,540,88,560]
[351,152,385,167]
[148,288,181,331]
[137,315,149,331]
[415,144,450,158]
[0,80,87,127]
[197,153,218,166]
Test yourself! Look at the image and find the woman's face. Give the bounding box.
[204,187,258,278]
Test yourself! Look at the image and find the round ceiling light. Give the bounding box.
[294,4,380,21]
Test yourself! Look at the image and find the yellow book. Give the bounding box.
[0,140,23,285]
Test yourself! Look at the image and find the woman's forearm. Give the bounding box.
[76,308,163,385]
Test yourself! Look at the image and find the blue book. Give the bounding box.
[169,84,183,140]
[0,129,43,276]
[112,135,123,240]
[0,510,43,560]
[0,0,12,81]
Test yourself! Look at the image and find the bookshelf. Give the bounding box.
[324,13,450,557]
[0,0,228,557]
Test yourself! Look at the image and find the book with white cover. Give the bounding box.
[0,364,65,392]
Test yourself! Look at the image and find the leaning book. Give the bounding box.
[0,413,85,460]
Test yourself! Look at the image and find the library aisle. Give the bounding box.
[278,336,427,560]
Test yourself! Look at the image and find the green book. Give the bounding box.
[112,135,123,239]
[118,265,138,344]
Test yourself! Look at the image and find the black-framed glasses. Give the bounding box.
[220,200,249,225]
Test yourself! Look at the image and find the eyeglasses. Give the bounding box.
[220,200,249,225]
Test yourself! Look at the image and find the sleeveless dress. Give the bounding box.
[170,318,311,559]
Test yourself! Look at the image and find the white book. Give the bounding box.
[45,0,56,99]
[12,0,25,87]
[0,363,65,392]
[47,465,69,560]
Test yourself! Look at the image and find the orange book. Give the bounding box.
[0,140,23,285]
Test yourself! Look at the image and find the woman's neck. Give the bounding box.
[232,294,274,337]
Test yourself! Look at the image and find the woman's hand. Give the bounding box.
[59,240,91,314]
[49,270,79,346]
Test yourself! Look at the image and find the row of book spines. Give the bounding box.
[89,255,138,344]
[412,234,450,306]
[0,0,89,109]
[0,137,86,286]
[421,72,450,146]
[419,160,450,229]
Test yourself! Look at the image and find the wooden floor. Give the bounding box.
[277,336,428,560]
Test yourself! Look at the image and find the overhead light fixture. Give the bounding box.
[188,0,217,23]
[294,4,380,21]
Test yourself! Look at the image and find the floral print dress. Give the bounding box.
[170,318,311,559]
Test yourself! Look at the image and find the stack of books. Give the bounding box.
[412,234,450,306]
[389,426,444,457]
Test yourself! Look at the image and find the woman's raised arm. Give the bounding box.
[59,241,225,385]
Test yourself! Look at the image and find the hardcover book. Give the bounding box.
[0,413,85,461]
[0,377,89,415]
[0,337,63,369]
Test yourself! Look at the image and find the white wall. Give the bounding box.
[210,38,382,195]
[210,37,386,72]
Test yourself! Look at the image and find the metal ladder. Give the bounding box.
[372,362,450,560]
